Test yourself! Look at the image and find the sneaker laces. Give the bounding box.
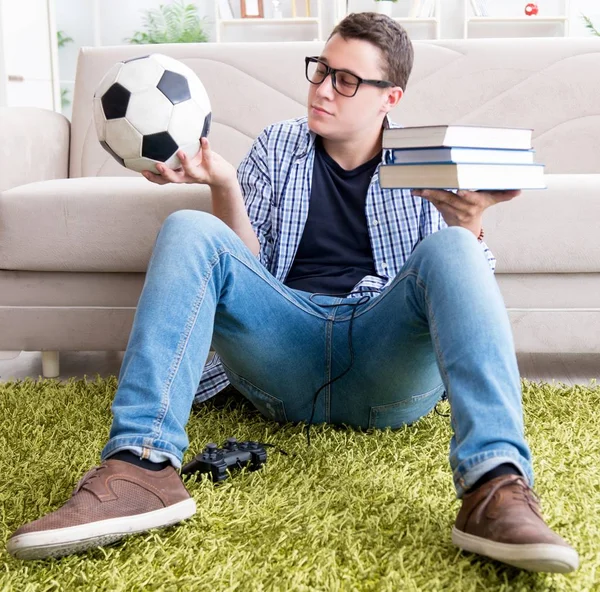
[72,463,109,495]
[475,475,543,522]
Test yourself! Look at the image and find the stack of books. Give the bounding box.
[379,124,546,190]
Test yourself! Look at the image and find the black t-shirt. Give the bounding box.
[284,136,380,295]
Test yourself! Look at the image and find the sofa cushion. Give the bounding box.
[0,177,211,272]
[1,174,598,274]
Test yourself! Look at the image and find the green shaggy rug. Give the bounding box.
[1,376,599,592]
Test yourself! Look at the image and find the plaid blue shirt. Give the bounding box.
[194,116,495,403]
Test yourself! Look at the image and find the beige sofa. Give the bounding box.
[1,38,600,378]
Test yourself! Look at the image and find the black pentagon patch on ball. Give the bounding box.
[100,141,125,167]
[123,55,149,63]
[142,131,178,162]
[101,83,131,120]
[157,70,191,105]
[201,112,212,138]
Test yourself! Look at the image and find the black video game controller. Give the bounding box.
[180,437,268,482]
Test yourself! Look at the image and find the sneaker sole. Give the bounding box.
[452,526,579,573]
[8,498,196,560]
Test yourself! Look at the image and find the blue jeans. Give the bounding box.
[101,210,533,498]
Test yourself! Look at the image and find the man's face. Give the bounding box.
[307,34,396,141]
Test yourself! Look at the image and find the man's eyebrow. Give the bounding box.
[317,56,360,76]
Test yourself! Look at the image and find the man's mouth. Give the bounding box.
[311,105,332,115]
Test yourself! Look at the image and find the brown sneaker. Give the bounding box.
[7,459,196,560]
[452,474,578,573]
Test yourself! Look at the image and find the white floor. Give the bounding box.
[0,350,598,386]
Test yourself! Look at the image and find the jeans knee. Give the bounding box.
[424,227,479,256]
[161,210,228,241]
[416,226,486,274]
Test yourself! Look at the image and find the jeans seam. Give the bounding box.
[152,247,226,440]
[227,253,332,320]
[419,277,456,438]
[325,316,333,422]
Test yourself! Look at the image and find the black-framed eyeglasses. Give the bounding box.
[304,56,396,98]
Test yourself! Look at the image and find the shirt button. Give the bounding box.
[373,219,379,225]
[382,262,388,269]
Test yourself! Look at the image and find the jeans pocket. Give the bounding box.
[368,383,445,430]
[222,365,288,424]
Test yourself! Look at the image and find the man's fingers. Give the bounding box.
[491,189,521,201]
[142,170,169,184]
[156,163,181,183]
[200,136,210,155]
[418,189,463,209]
[178,150,207,183]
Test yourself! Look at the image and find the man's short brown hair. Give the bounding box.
[328,12,414,91]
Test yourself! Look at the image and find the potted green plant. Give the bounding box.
[374,0,398,17]
[126,0,209,44]
[581,14,600,36]
[57,31,74,109]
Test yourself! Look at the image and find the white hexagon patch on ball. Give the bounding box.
[93,53,212,174]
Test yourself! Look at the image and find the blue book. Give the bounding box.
[384,147,535,165]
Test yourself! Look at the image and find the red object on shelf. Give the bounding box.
[525,3,539,16]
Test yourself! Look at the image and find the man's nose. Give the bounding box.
[316,74,336,98]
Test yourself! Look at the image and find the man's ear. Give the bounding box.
[384,87,404,112]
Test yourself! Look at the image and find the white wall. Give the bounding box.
[0,1,7,107]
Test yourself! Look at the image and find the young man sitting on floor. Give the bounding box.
[8,12,578,573]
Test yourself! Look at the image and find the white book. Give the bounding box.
[379,162,546,190]
[382,124,533,150]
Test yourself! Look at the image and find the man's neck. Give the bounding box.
[320,127,383,171]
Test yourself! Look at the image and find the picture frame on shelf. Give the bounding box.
[241,0,264,18]
[218,0,234,19]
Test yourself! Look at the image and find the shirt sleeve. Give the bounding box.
[417,195,496,273]
[237,130,274,268]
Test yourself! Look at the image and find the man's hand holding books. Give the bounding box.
[412,188,521,239]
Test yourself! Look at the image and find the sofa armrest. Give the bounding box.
[485,173,600,273]
[0,107,70,193]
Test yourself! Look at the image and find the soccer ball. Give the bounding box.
[93,53,211,174]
